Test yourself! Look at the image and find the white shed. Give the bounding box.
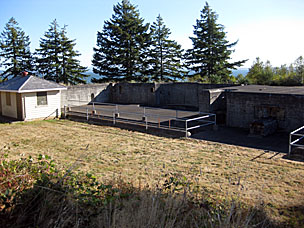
[0,74,66,121]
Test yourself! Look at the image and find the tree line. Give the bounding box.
[0,1,246,84]
[1,0,302,86]
[235,57,304,86]
[92,1,246,83]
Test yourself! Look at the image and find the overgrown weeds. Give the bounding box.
[0,154,279,228]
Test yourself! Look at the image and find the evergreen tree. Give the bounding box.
[92,0,150,82]
[59,25,88,84]
[36,20,61,82]
[149,15,185,82]
[36,20,88,84]
[185,2,247,83]
[246,57,275,85]
[294,56,304,84]
[0,17,34,80]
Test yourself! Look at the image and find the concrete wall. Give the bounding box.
[198,89,226,113]
[61,83,111,107]
[155,83,199,109]
[111,83,236,110]
[112,83,156,105]
[23,91,61,120]
[226,92,304,132]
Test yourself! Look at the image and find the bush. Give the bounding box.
[0,154,278,227]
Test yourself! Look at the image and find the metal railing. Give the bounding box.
[64,102,216,137]
[289,126,304,156]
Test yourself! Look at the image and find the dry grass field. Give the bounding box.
[1,119,304,225]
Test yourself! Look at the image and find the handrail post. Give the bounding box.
[63,105,66,118]
[93,102,95,112]
[113,112,116,125]
[86,108,89,121]
[289,133,292,156]
[145,116,148,130]
[185,120,188,138]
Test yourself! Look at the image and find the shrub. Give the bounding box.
[0,154,278,227]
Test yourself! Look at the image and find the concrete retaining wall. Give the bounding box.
[112,83,156,105]
[226,92,304,132]
[198,89,226,113]
[61,83,111,107]
[61,82,304,132]
[111,83,235,110]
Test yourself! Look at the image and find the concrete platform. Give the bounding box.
[66,103,215,137]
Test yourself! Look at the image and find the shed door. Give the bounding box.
[16,93,23,120]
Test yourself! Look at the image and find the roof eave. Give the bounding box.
[0,88,67,93]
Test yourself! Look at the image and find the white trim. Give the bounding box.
[0,88,67,93]
[20,88,67,93]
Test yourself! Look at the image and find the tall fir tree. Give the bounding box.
[149,15,185,82]
[185,2,247,83]
[36,20,88,84]
[36,20,61,82]
[0,17,34,80]
[59,25,88,84]
[92,0,150,82]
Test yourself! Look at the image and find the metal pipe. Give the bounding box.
[186,115,211,122]
[289,133,292,156]
[291,133,304,137]
[86,108,89,121]
[290,125,304,135]
[290,135,304,145]
[185,120,188,138]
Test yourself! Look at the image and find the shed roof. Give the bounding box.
[0,75,66,93]
[217,85,304,96]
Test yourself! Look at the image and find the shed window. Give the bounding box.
[37,92,48,106]
[6,92,11,106]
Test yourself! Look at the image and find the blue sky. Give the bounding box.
[1,0,304,69]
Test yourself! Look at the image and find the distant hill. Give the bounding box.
[232,68,249,77]
[86,71,99,83]
[85,68,250,83]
